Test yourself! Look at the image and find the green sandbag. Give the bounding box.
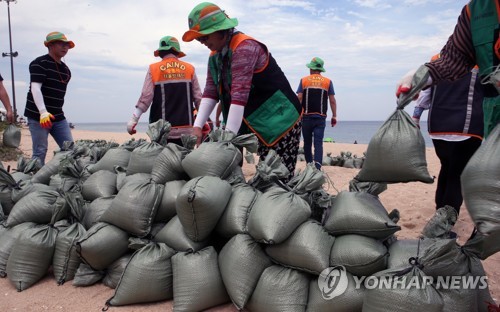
[155,180,186,223]
[2,124,21,148]
[355,109,434,184]
[106,242,175,306]
[102,253,132,289]
[153,216,208,252]
[6,224,58,291]
[52,222,86,285]
[0,222,37,277]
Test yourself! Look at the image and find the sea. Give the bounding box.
[73,120,433,147]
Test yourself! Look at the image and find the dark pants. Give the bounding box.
[302,115,326,169]
[432,137,482,215]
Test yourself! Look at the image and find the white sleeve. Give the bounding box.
[193,97,217,128]
[225,104,244,134]
[31,82,47,113]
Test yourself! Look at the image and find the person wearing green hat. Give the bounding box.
[127,35,204,146]
[24,31,75,166]
[183,2,303,180]
[296,57,337,170]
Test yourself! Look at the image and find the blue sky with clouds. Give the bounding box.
[0,0,466,123]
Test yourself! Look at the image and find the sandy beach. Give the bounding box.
[1,127,498,311]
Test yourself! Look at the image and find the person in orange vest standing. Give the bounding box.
[297,57,337,170]
[127,36,203,146]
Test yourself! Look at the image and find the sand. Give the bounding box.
[0,127,498,311]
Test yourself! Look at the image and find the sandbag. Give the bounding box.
[6,224,58,291]
[172,246,229,311]
[11,180,54,203]
[215,183,260,238]
[181,141,242,179]
[88,148,131,173]
[72,263,105,287]
[81,196,114,230]
[176,176,232,242]
[330,234,388,277]
[52,222,86,285]
[102,253,133,289]
[387,238,436,269]
[349,178,387,196]
[0,222,37,277]
[461,124,500,236]
[323,191,400,240]
[31,151,71,185]
[363,266,443,312]
[246,265,309,312]
[355,109,434,183]
[218,234,273,310]
[265,220,335,275]
[106,242,176,306]
[2,124,21,148]
[247,187,311,244]
[5,190,67,227]
[154,180,186,223]
[151,143,190,184]
[100,179,163,237]
[153,216,208,252]
[81,170,117,201]
[76,222,130,271]
[307,269,364,312]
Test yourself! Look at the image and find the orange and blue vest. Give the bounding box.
[149,57,196,127]
[300,74,332,116]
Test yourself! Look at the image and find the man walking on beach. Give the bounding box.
[297,57,337,169]
[24,31,74,166]
[127,36,202,146]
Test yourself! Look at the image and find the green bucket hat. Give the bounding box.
[44,31,75,49]
[154,36,186,58]
[306,57,325,72]
[182,2,238,42]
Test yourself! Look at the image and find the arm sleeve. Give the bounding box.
[31,82,47,113]
[193,97,217,128]
[225,103,245,134]
[135,69,155,113]
[413,87,431,118]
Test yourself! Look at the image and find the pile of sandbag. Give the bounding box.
[0,120,497,311]
[297,148,365,169]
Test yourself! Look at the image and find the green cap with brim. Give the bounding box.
[154,36,186,58]
[182,2,238,42]
[306,57,325,72]
[44,31,75,49]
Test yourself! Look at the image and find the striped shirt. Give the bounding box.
[425,5,477,84]
[24,54,71,122]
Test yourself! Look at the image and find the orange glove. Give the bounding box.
[40,112,55,128]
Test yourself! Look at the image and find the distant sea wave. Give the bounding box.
[73,120,433,147]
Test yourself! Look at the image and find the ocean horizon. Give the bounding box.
[72,120,433,147]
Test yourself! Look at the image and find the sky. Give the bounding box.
[0,0,467,123]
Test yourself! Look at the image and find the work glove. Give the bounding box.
[127,114,139,135]
[40,112,55,129]
[331,117,337,127]
[412,116,420,129]
[395,65,432,108]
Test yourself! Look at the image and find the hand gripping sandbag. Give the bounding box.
[246,265,309,312]
[2,124,21,148]
[175,176,232,242]
[218,234,273,310]
[172,246,229,311]
[461,124,500,236]
[105,242,176,307]
[265,220,335,275]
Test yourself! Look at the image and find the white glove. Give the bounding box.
[127,114,139,135]
[396,69,416,98]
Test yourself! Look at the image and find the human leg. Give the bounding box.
[301,117,314,163]
[50,119,74,149]
[258,120,302,182]
[312,118,326,169]
[27,118,50,166]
